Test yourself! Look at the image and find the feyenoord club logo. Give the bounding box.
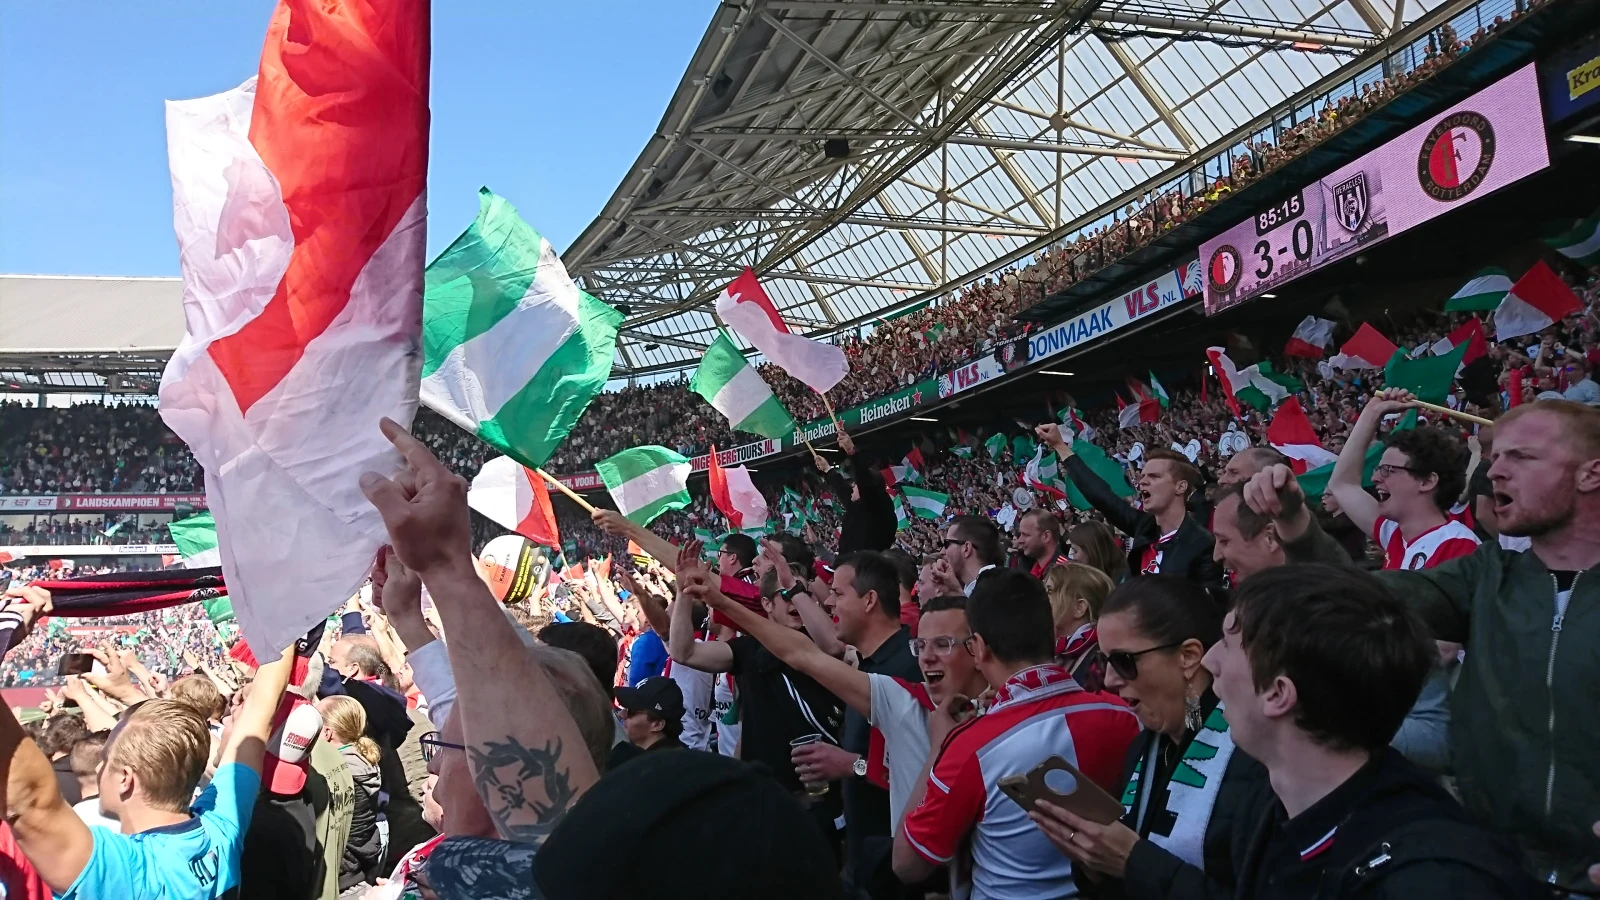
[1208,244,1242,294]
[1417,111,1495,202]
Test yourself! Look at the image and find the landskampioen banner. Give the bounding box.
[0,494,208,513]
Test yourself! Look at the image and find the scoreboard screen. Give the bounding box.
[1202,63,1548,316]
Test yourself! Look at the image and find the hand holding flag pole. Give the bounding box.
[534,468,598,514]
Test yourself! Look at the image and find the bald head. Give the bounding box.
[1220,447,1288,486]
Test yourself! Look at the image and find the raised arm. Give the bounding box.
[0,587,93,893]
[664,545,734,673]
[1328,390,1415,537]
[761,540,844,658]
[1040,424,1146,538]
[688,574,870,717]
[591,510,683,574]
[363,418,600,845]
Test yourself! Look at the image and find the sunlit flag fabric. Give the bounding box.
[1267,397,1338,474]
[467,456,560,548]
[160,0,428,652]
[421,189,622,469]
[1385,339,1468,405]
[166,512,236,626]
[707,446,769,531]
[1494,261,1582,342]
[1444,268,1514,312]
[1283,316,1336,358]
[1429,318,1488,366]
[1328,323,1399,371]
[1206,348,1288,415]
[690,331,796,440]
[716,268,848,393]
[596,446,692,527]
[900,485,949,519]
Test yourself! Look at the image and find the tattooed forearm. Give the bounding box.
[468,735,577,845]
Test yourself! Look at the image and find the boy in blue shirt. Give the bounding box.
[0,585,295,900]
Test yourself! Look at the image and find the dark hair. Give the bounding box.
[1383,426,1469,513]
[1213,483,1272,540]
[1145,450,1202,499]
[650,710,685,740]
[1230,564,1432,752]
[835,551,901,618]
[40,712,90,758]
[68,731,108,779]
[720,534,758,568]
[920,594,968,615]
[1068,521,1129,583]
[1020,508,1062,542]
[1099,575,1222,648]
[949,515,1003,566]
[879,548,918,591]
[768,533,815,574]
[967,569,1054,665]
[538,622,620,700]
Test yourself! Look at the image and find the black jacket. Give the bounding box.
[1234,747,1544,900]
[1062,454,1222,587]
[1079,698,1274,900]
[825,452,897,553]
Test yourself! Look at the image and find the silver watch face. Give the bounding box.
[853,757,867,777]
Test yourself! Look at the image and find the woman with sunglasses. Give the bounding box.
[1029,575,1271,900]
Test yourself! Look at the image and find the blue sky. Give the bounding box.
[0,1,711,276]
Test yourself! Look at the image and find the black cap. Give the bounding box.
[422,752,842,900]
[613,676,685,721]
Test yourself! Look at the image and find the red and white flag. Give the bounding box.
[1267,397,1337,473]
[159,0,429,652]
[1284,316,1336,358]
[716,269,848,394]
[1118,397,1161,428]
[1494,261,1582,342]
[468,457,560,548]
[1430,318,1489,366]
[708,446,769,531]
[1328,323,1399,370]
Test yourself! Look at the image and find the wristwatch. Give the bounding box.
[780,583,808,603]
[852,757,868,778]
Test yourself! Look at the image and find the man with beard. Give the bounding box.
[1249,395,1600,890]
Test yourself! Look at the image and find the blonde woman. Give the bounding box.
[1043,562,1114,692]
[316,695,387,890]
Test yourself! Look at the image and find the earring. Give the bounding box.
[1183,682,1203,733]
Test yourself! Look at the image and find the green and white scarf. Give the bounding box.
[1119,703,1236,871]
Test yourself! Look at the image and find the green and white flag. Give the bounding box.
[1149,372,1170,407]
[984,433,1007,459]
[694,526,717,545]
[900,485,949,519]
[596,446,692,526]
[421,189,623,469]
[951,445,973,459]
[1444,268,1514,312]
[690,331,797,439]
[1545,211,1600,266]
[166,513,235,625]
[892,494,910,531]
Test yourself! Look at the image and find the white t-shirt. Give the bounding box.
[663,653,713,751]
[713,672,740,757]
[73,797,119,833]
[867,673,933,831]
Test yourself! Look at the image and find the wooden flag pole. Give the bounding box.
[535,467,598,514]
[1412,401,1491,427]
[818,392,844,436]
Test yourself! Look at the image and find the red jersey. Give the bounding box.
[1372,518,1479,571]
[901,664,1139,899]
[1137,529,1179,575]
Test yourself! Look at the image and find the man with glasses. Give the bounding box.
[894,569,1138,898]
[1327,389,1478,571]
[935,515,1002,596]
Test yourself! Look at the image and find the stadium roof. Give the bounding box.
[565,0,1454,377]
[0,275,182,393]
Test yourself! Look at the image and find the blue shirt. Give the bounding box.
[627,631,668,686]
[60,763,260,900]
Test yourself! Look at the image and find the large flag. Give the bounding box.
[468,456,560,548]
[1023,447,1069,500]
[900,485,949,519]
[596,447,691,527]
[1266,398,1337,474]
[1205,348,1287,414]
[690,331,796,439]
[1545,210,1600,266]
[167,513,236,626]
[716,268,848,393]
[1298,411,1416,500]
[707,446,769,531]
[1430,318,1488,366]
[1385,339,1468,404]
[160,0,429,652]
[1284,316,1336,358]
[1119,397,1161,428]
[1444,268,1514,312]
[1148,372,1170,408]
[421,189,622,469]
[1494,261,1582,342]
[1063,442,1135,512]
[1059,407,1097,441]
[1328,324,1399,371]
[984,433,1007,459]
[892,494,910,531]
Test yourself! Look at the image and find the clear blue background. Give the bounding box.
[0,1,710,275]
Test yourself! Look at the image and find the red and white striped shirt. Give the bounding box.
[1372,518,1479,571]
[900,664,1139,899]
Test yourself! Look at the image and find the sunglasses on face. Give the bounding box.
[1105,641,1182,681]
[942,538,969,549]
[909,635,974,656]
[419,731,468,763]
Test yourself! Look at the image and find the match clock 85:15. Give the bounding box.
[1250,188,1315,279]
